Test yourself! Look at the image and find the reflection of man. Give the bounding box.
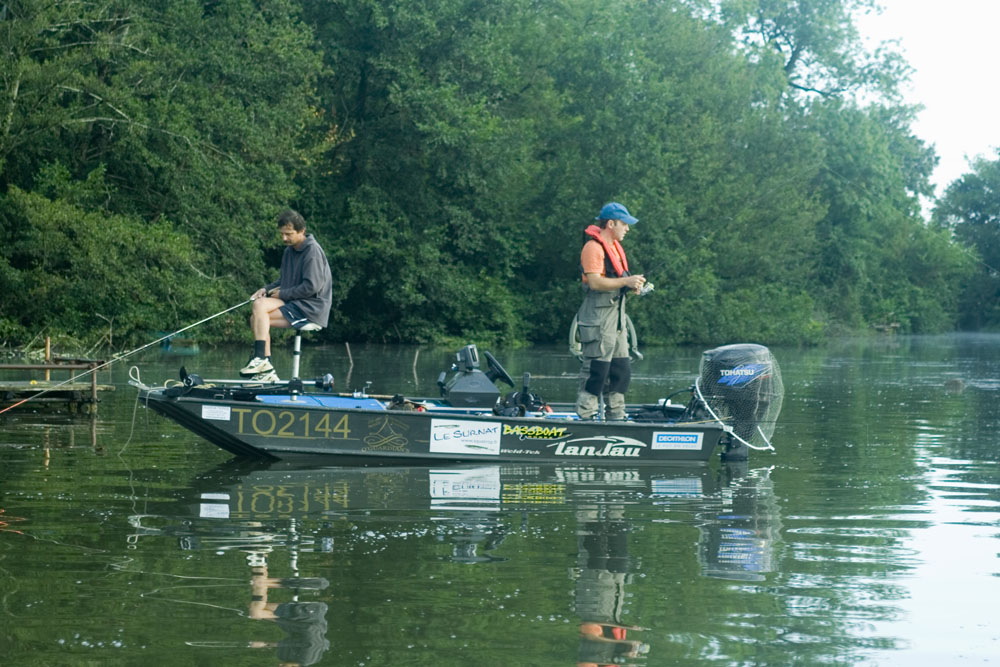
[249,561,331,666]
[573,505,648,665]
[578,621,647,666]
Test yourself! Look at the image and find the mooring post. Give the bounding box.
[45,337,51,382]
[89,362,98,412]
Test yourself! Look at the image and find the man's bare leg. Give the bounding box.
[250,297,292,356]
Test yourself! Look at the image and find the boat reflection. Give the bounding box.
[127,462,780,664]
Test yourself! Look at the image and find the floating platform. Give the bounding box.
[0,365,114,414]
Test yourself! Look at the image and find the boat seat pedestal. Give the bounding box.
[291,322,323,384]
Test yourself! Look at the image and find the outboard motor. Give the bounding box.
[438,344,502,408]
[693,344,784,461]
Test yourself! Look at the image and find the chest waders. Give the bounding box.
[575,285,633,420]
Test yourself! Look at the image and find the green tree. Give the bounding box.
[933,150,1000,329]
[0,175,211,344]
[805,102,967,332]
[299,0,560,343]
[0,0,975,347]
[0,0,325,346]
[710,0,909,100]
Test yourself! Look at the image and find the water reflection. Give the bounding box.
[247,555,330,666]
[573,501,650,664]
[698,466,780,581]
[126,463,781,664]
[10,336,1000,665]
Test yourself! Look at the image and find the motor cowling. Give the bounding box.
[695,344,783,452]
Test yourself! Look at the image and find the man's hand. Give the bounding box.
[623,274,646,292]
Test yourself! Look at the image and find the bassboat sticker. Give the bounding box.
[651,432,703,450]
[430,419,502,456]
[201,405,231,421]
[503,424,568,440]
[547,436,646,458]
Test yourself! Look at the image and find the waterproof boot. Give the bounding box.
[604,392,627,420]
[576,389,600,420]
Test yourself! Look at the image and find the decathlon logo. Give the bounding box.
[652,432,703,450]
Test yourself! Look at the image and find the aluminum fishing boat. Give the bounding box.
[133,343,782,464]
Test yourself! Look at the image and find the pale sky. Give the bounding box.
[857,1,1000,200]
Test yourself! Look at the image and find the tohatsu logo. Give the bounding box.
[717,363,767,386]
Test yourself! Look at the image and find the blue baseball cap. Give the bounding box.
[595,202,638,225]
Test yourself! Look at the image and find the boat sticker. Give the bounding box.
[199,492,230,518]
[429,467,501,509]
[547,436,646,458]
[363,416,410,452]
[502,482,566,505]
[651,431,704,450]
[201,405,231,421]
[430,419,502,455]
[231,408,352,439]
[555,468,642,485]
[231,482,349,518]
[503,424,568,440]
[651,477,704,497]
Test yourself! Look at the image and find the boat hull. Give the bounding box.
[139,387,727,464]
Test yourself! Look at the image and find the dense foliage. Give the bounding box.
[0,0,983,350]
[933,149,1000,330]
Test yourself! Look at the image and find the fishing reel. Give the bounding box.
[638,282,654,296]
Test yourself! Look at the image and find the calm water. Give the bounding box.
[2,334,999,666]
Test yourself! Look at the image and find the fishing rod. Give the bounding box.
[0,298,252,416]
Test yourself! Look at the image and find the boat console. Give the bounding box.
[437,344,512,408]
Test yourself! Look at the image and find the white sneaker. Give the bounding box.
[252,370,280,383]
[240,357,273,376]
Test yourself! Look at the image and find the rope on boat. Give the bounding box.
[694,377,775,452]
[0,299,252,416]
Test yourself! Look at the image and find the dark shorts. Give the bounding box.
[279,302,313,330]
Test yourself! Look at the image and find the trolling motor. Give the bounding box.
[688,344,784,461]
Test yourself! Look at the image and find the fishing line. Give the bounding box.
[0,299,252,416]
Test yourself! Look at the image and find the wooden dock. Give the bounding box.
[0,363,114,414]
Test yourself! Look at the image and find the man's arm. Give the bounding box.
[585,272,646,292]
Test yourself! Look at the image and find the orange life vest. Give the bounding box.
[582,225,630,279]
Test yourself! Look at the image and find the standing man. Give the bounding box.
[575,202,646,420]
[241,209,332,381]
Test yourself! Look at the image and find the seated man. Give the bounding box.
[241,209,332,381]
